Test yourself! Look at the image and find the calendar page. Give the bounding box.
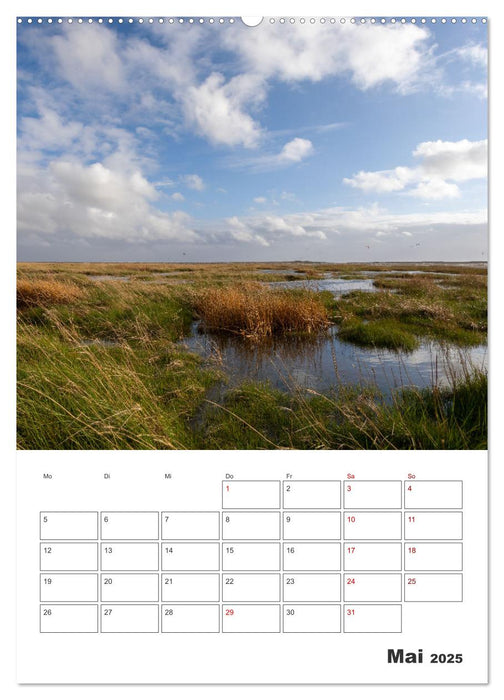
[17,451,487,684]
[16,11,489,687]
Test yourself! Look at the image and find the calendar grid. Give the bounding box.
[38,479,463,633]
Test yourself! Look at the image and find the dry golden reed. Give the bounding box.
[190,283,330,340]
[17,279,84,308]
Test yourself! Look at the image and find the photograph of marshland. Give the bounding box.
[17,261,487,449]
[17,19,487,449]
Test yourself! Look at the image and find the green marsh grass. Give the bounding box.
[17,317,219,449]
[337,320,419,351]
[330,271,486,348]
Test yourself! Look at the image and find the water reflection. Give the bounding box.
[357,270,456,276]
[268,277,376,294]
[258,268,306,275]
[181,322,487,397]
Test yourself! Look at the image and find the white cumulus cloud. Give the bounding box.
[412,139,487,181]
[409,178,460,200]
[181,73,264,148]
[181,174,205,191]
[279,138,314,163]
[224,22,431,93]
[18,159,197,244]
[343,166,416,193]
[344,138,487,200]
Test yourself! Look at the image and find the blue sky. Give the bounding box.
[17,17,487,262]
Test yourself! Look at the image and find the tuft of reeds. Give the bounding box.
[189,284,330,341]
[17,279,84,308]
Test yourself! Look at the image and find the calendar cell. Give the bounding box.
[222,573,280,602]
[222,511,280,540]
[283,605,341,633]
[344,543,402,571]
[222,604,280,633]
[404,512,462,540]
[161,574,220,602]
[344,605,402,633]
[162,542,220,571]
[101,542,158,571]
[344,481,401,509]
[283,542,341,571]
[40,512,98,540]
[222,481,280,509]
[283,511,341,540]
[222,542,280,571]
[101,512,159,540]
[40,604,98,633]
[404,481,463,509]
[40,542,98,571]
[101,605,159,633]
[161,512,219,540]
[404,574,463,602]
[100,574,159,602]
[283,481,341,509]
[40,573,98,602]
[344,512,401,540]
[404,543,463,571]
[344,574,402,602]
[161,605,220,633]
[283,574,341,602]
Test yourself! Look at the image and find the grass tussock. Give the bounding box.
[337,320,419,351]
[17,278,85,308]
[189,284,330,340]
